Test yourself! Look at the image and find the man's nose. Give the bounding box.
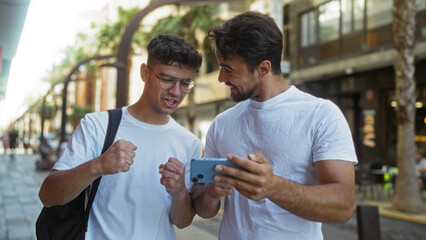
[168,81,182,96]
[218,69,227,83]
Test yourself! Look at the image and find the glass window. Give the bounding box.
[367,0,392,29]
[319,0,340,43]
[301,13,309,47]
[309,11,317,45]
[342,0,365,34]
[301,11,317,47]
[342,0,353,34]
[354,0,365,31]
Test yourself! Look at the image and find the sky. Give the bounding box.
[0,0,111,129]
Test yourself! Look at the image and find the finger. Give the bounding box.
[167,158,185,168]
[114,140,138,157]
[227,154,254,171]
[128,150,136,159]
[120,164,131,172]
[164,161,178,171]
[213,182,233,190]
[212,183,233,196]
[126,157,134,165]
[251,152,268,164]
[215,175,251,192]
[216,161,252,180]
[123,148,136,159]
[159,164,165,173]
[248,153,258,162]
[118,139,138,151]
[160,177,167,186]
[164,159,185,173]
[161,169,175,178]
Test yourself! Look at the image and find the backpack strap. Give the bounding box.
[83,108,123,231]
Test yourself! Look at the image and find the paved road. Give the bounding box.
[1,153,425,240]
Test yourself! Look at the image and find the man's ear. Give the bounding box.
[140,63,148,82]
[257,60,271,77]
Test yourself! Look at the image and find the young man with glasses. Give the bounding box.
[39,34,202,239]
[192,12,357,239]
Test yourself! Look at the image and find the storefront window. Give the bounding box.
[319,0,340,43]
[366,0,392,29]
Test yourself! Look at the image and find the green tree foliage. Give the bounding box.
[93,6,143,55]
[36,103,58,120]
[69,104,94,129]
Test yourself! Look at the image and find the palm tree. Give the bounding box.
[392,0,424,213]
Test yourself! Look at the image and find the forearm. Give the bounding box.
[192,187,221,218]
[39,158,102,207]
[268,176,355,223]
[169,191,195,228]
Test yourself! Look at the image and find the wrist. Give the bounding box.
[88,156,103,176]
[173,190,189,202]
[266,175,281,200]
[205,188,222,203]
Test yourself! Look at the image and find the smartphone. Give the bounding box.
[190,158,242,183]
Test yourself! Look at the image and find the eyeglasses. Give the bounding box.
[146,64,196,93]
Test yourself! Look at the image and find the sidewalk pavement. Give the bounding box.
[0,152,49,240]
[360,200,426,225]
[0,151,425,240]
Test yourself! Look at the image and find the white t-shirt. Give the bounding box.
[205,86,358,240]
[54,107,202,240]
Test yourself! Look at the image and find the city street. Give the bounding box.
[1,152,425,240]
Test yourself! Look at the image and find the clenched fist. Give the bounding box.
[159,158,187,200]
[96,139,137,175]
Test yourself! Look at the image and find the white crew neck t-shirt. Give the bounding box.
[205,86,357,240]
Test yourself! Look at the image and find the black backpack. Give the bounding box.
[35,109,122,240]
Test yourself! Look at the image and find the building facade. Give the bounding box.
[291,0,426,165]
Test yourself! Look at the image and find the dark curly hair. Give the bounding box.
[208,11,282,75]
[147,34,202,70]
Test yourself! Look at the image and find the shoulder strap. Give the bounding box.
[83,108,122,230]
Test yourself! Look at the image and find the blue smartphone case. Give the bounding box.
[190,158,242,183]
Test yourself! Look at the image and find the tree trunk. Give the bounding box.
[393,0,425,213]
[187,89,195,133]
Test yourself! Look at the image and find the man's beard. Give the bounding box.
[230,81,257,102]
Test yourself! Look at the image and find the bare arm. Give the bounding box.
[39,140,137,207]
[159,158,195,228]
[191,182,233,218]
[215,153,355,223]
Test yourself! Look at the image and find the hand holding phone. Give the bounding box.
[190,158,243,183]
